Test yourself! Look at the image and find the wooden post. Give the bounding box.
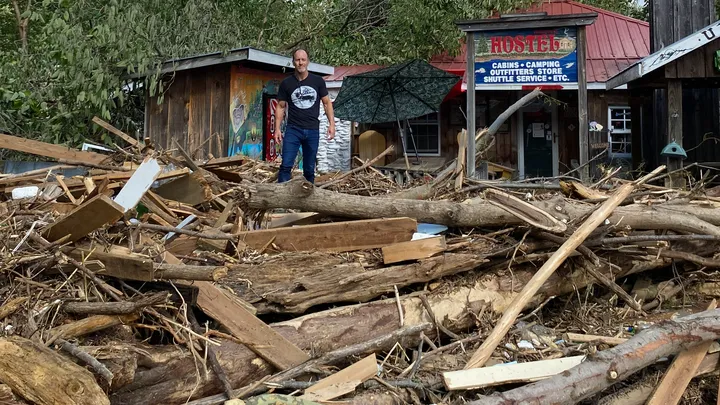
[666,79,685,188]
[577,26,589,183]
[466,32,477,179]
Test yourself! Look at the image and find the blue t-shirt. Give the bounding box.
[278,73,328,130]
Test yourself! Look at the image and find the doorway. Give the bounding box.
[517,96,558,179]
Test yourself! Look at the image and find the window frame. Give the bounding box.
[403,112,442,157]
[607,105,632,158]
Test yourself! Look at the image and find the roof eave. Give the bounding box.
[456,12,598,32]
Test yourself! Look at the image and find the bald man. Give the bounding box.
[274,49,335,184]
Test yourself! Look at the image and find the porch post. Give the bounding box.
[577,26,589,182]
[666,79,684,188]
[466,32,477,178]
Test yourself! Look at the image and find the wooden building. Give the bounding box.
[141,47,333,160]
[607,0,720,180]
[327,0,650,179]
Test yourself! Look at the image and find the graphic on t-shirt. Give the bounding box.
[291,86,317,109]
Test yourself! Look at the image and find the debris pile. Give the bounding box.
[2,119,720,405]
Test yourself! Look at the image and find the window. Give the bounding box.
[608,106,632,158]
[404,113,440,155]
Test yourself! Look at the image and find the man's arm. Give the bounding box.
[274,100,286,144]
[322,95,335,140]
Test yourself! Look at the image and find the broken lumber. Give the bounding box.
[0,336,110,405]
[382,236,446,265]
[193,280,309,370]
[154,264,228,281]
[236,217,416,253]
[67,245,155,281]
[565,333,627,346]
[646,299,718,405]
[110,252,668,405]
[92,116,140,148]
[301,353,378,401]
[0,133,110,166]
[468,308,720,405]
[318,145,394,189]
[154,172,212,206]
[444,355,586,390]
[43,194,124,242]
[113,157,162,212]
[462,166,664,370]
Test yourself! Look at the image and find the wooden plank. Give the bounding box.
[43,194,124,242]
[302,354,378,402]
[113,157,162,212]
[445,355,586,390]
[0,133,109,165]
[198,200,235,252]
[268,212,324,229]
[646,299,718,405]
[202,155,245,168]
[194,280,309,370]
[237,218,417,253]
[54,175,78,205]
[92,116,140,147]
[154,172,212,206]
[382,236,446,265]
[565,332,627,346]
[666,80,684,188]
[67,246,155,281]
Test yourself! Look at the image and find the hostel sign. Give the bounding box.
[474,27,579,87]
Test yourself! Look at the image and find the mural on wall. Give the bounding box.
[228,66,285,159]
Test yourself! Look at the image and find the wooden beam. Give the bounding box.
[646,299,718,405]
[301,353,378,402]
[0,133,109,165]
[236,217,417,253]
[193,280,310,370]
[154,172,212,206]
[66,245,155,281]
[565,332,627,346]
[92,116,140,148]
[577,26,589,182]
[198,200,236,252]
[445,355,586,390]
[666,79,685,189]
[43,194,124,243]
[382,236,446,265]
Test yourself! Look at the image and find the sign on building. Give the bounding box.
[474,27,579,87]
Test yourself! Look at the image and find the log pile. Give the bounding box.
[2,118,720,404]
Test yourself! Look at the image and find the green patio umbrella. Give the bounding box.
[333,59,461,166]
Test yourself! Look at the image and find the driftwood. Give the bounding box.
[469,309,720,405]
[109,254,668,405]
[241,178,720,236]
[0,336,110,405]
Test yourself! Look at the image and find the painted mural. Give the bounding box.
[228,66,285,159]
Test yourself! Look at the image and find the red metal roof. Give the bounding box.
[327,0,650,84]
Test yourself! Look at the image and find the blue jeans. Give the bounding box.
[278,125,319,184]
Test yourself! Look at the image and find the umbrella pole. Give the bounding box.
[398,123,411,170]
[405,119,421,164]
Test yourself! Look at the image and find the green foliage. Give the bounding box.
[0,0,651,150]
[576,0,648,21]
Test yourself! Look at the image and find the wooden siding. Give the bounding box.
[146,65,230,159]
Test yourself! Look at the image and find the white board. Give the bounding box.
[443,355,586,390]
[113,157,162,212]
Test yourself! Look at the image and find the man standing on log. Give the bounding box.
[274,49,335,184]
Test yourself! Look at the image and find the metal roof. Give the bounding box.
[606,19,720,89]
[327,0,649,85]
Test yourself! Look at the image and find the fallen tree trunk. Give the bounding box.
[0,336,110,405]
[110,254,668,405]
[469,309,720,405]
[240,179,720,235]
[223,251,491,314]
